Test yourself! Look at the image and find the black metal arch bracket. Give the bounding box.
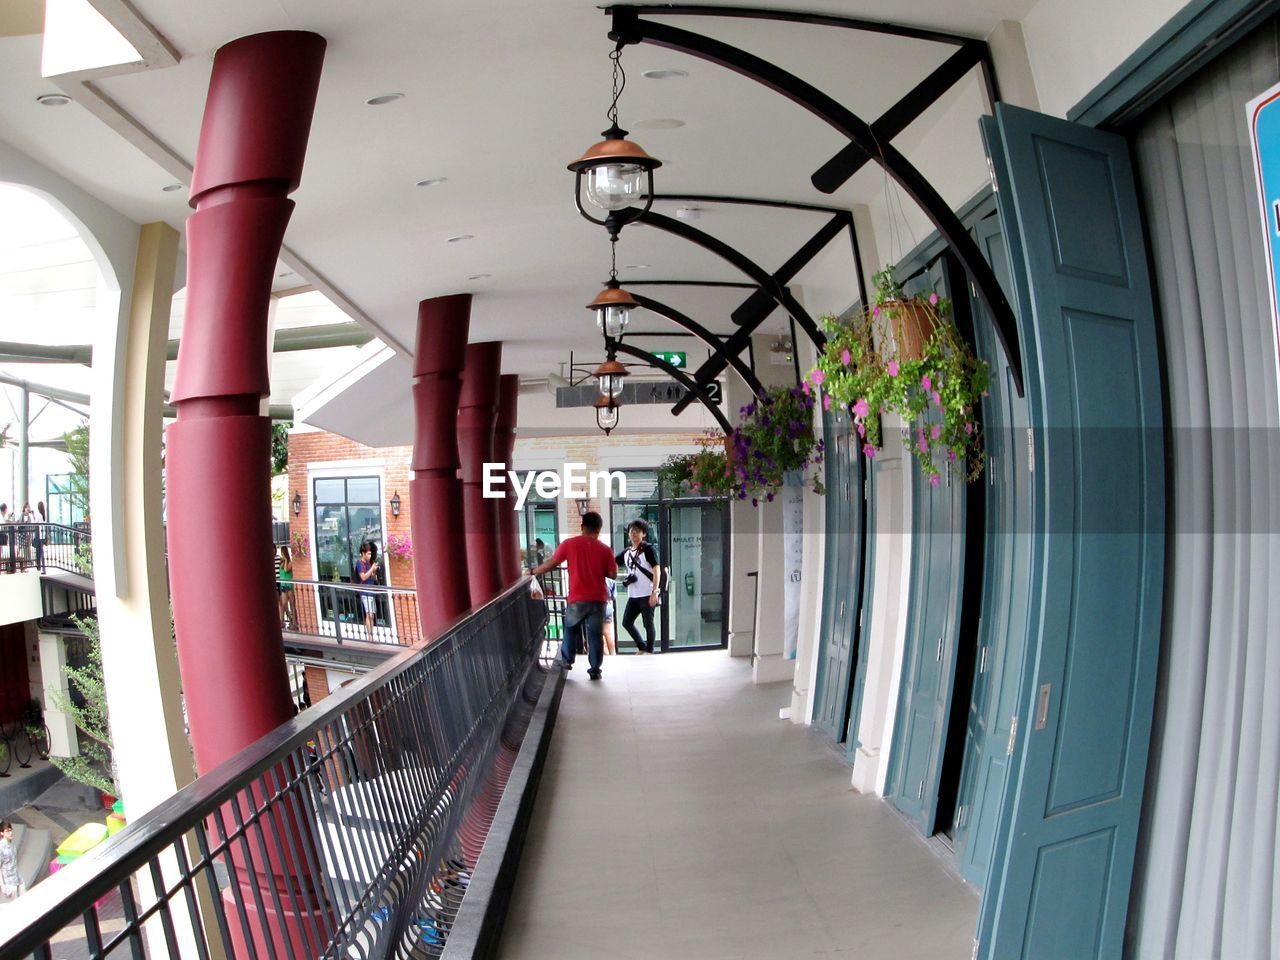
[631,207,826,351]
[607,338,735,435]
[606,5,1025,397]
[628,292,767,398]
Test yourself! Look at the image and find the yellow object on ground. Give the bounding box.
[106,813,126,836]
[56,822,109,858]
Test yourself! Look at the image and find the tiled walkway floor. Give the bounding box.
[497,651,978,960]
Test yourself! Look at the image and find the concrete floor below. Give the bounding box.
[496,650,978,960]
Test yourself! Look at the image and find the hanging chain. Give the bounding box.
[609,235,618,281]
[607,44,626,127]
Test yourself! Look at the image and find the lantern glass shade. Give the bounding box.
[597,303,630,338]
[390,491,401,517]
[292,492,302,516]
[584,163,647,211]
[598,373,623,398]
[597,403,620,433]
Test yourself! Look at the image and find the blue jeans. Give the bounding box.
[562,602,605,674]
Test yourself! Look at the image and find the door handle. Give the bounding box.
[1035,683,1052,730]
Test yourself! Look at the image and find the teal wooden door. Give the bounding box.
[952,211,1034,889]
[813,412,863,742]
[976,104,1165,960]
[888,261,967,834]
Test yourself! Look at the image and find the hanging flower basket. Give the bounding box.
[808,265,989,485]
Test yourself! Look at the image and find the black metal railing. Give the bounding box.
[280,578,424,646]
[0,521,91,577]
[0,579,549,960]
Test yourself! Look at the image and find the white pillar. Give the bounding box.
[986,20,1041,112]
[753,495,793,684]
[38,631,78,758]
[789,321,826,722]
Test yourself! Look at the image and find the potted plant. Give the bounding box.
[658,435,735,499]
[729,385,825,503]
[809,269,989,485]
[386,532,414,563]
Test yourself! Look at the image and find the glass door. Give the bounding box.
[312,476,386,632]
[662,502,728,651]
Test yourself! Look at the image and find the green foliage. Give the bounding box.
[50,615,117,795]
[272,422,292,475]
[811,284,988,484]
[63,424,90,520]
[659,385,825,506]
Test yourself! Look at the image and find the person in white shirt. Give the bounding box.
[615,519,662,654]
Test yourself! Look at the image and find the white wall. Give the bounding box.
[1021,0,1189,118]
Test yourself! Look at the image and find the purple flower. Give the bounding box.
[872,305,880,317]
[929,473,941,487]
[840,348,852,366]
[917,437,929,454]
[928,292,938,306]
[801,380,811,395]
[862,443,878,459]
[931,390,941,406]
[921,374,932,392]
[887,359,899,377]
[856,422,865,438]
[852,397,870,418]
[947,450,957,462]
[822,394,831,411]
[964,422,974,435]
[811,369,826,386]
[765,493,775,502]
[930,424,941,441]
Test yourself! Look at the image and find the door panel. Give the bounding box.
[977,103,1164,960]
[954,212,1034,889]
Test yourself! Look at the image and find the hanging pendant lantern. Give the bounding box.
[595,394,621,435]
[587,280,639,337]
[593,357,630,399]
[568,46,661,228]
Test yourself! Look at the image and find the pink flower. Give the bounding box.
[811,369,826,386]
[928,292,939,306]
[964,422,974,435]
[947,450,957,462]
[841,347,852,366]
[862,443,877,459]
[929,473,941,487]
[856,422,865,438]
[852,398,870,418]
[872,305,880,317]
[801,380,811,395]
[930,424,941,440]
[822,394,832,411]
[931,390,941,406]
[917,437,929,454]
[921,374,932,392]
[887,359,899,377]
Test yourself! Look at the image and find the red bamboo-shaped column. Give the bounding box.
[410,295,473,635]
[165,31,329,958]
[458,342,504,607]
[494,374,522,583]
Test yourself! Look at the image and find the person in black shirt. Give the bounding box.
[616,519,662,654]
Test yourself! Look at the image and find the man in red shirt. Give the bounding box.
[530,511,616,680]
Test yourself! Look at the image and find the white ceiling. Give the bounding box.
[0,0,1035,390]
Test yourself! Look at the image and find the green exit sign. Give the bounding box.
[652,350,687,369]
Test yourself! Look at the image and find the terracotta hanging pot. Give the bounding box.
[885,298,935,362]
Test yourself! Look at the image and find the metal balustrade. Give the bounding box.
[280,579,424,647]
[0,579,549,960]
[0,522,91,577]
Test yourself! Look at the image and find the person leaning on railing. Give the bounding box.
[529,511,614,681]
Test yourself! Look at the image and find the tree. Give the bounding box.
[63,423,90,520]
[50,614,117,796]
[272,421,292,475]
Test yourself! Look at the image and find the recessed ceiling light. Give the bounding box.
[277,270,294,278]
[467,273,491,281]
[642,69,688,80]
[446,234,474,243]
[633,118,685,130]
[622,264,650,270]
[364,92,404,106]
[161,183,184,192]
[36,93,72,107]
[415,177,448,188]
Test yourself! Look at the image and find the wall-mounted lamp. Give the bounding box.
[390,490,401,517]
[292,492,302,516]
[576,498,590,516]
